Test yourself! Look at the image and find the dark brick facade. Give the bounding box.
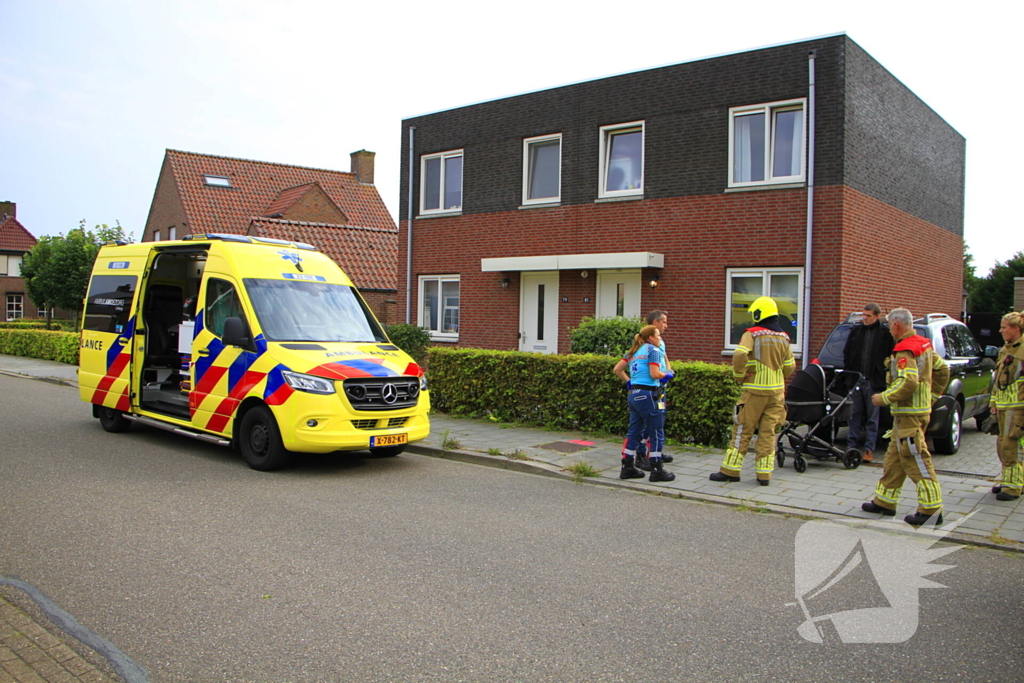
[398,35,966,363]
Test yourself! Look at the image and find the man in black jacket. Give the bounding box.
[843,304,895,462]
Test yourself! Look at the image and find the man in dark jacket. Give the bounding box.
[843,303,895,462]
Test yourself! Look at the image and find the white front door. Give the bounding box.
[595,270,641,318]
[519,271,559,354]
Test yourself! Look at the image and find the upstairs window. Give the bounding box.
[421,150,463,214]
[599,122,644,198]
[523,134,561,205]
[729,100,806,187]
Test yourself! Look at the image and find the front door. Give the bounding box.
[595,270,641,318]
[519,271,559,354]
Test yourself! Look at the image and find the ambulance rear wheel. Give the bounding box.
[239,406,288,471]
[98,407,131,433]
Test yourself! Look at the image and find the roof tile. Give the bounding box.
[0,215,38,252]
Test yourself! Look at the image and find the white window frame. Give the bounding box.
[1,254,20,276]
[153,230,161,242]
[598,121,645,199]
[6,294,24,321]
[522,134,562,205]
[204,175,232,187]
[728,99,806,188]
[169,227,177,240]
[417,274,460,341]
[419,150,463,215]
[724,267,804,350]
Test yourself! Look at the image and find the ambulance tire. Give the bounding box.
[98,407,131,433]
[239,406,289,471]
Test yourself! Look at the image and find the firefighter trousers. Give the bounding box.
[996,409,1024,497]
[720,391,786,482]
[872,414,943,514]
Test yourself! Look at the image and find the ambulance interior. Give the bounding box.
[139,249,206,418]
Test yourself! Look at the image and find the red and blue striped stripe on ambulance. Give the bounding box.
[90,315,136,411]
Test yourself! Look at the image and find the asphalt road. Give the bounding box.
[2,375,1023,682]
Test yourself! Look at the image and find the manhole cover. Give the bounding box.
[537,441,592,453]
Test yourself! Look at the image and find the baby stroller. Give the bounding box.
[776,365,863,473]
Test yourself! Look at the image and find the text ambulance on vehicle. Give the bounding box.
[78,234,430,470]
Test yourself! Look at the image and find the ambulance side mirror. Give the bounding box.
[222,317,251,349]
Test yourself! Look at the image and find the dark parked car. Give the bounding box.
[814,312,998,454]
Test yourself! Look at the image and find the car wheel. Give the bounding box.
[932,402,962,455]
[98,406,131,433]
[239,406,289,471]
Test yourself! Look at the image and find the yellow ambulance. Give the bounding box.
[78,234,430,470]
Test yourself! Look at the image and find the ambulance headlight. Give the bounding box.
[420,375,428,391]
[281,370,336,395]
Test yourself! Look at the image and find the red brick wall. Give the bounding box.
[399,185,963,363]
[144,158,189,242]
[360,290,397,327]
[281,186,348,225]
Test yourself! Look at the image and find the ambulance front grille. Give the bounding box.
[342,377,421,411]
[351,417,410,430]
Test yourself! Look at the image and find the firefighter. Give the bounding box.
[861,308,950,526]
[710,296,795,486]
[989,311,1024,501]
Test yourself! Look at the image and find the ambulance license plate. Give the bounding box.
[370,433,408,448]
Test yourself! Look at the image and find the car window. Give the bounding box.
[941,325,964,358]
[955,324,982,357]
[818,324,851,366]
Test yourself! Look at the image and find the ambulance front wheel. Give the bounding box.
[98,407,131,433]
[239,406,289,471]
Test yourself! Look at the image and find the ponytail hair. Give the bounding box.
[624,325,659,359]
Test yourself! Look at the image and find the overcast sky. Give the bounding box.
[1,0,1019,276]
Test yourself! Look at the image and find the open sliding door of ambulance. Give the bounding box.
[79,258,142,411]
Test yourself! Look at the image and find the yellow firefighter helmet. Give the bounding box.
[748,296,779,323]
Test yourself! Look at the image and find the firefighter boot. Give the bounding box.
[619,456,645,480]
[861,501,896,516]
[709,472,740,483]
[904,510,944,527]
[635,441,651,471]
[649,459,675,483]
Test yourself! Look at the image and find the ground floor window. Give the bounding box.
[418,275,460,339]
[726,268,802,347]
[6,294,24,321]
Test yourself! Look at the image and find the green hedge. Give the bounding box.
[0,319,76,331]
[384,323,432,365]
[426,347,740,446]
[0,329,80,364]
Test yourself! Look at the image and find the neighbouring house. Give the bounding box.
[143,149,399,324]
[0,202,46,321]
[398,34,966,364]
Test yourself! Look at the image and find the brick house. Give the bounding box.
[0,202,46,320]
[398,34,965,364]
[144,149,399,324]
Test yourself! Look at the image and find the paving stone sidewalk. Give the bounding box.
[0,589,121,683]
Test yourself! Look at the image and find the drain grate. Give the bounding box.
[537,441,591,453]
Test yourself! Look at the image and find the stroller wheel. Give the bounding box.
[794,456,808,473]
[843,448,862,469]
[776,450,785,468]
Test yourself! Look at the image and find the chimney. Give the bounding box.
[0,201,14,220]
[350,150,375,185]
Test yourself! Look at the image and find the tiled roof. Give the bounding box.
[264,183,318,217]
[166,149,395,234]
[247,218,398,291]
[0,215,37,252]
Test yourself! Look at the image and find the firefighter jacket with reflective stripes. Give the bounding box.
[733,327,796,395]
[991,340,1024,410]
[881,332,949,415]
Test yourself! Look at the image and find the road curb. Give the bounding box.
[0,369,77,388]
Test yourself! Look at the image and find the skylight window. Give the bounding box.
[204,175,232,187]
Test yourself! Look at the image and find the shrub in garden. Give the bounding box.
[384,323,432,364]
[568,316,645,356]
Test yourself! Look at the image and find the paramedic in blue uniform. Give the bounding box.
[616,325,675,482]
[615,310,674,470]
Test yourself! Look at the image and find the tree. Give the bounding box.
[971,250,1024,314]
[20,220,133,328]
[963,244,980,310]
[20,236,58,328]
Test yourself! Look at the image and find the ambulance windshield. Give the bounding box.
[245,279,387,343]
